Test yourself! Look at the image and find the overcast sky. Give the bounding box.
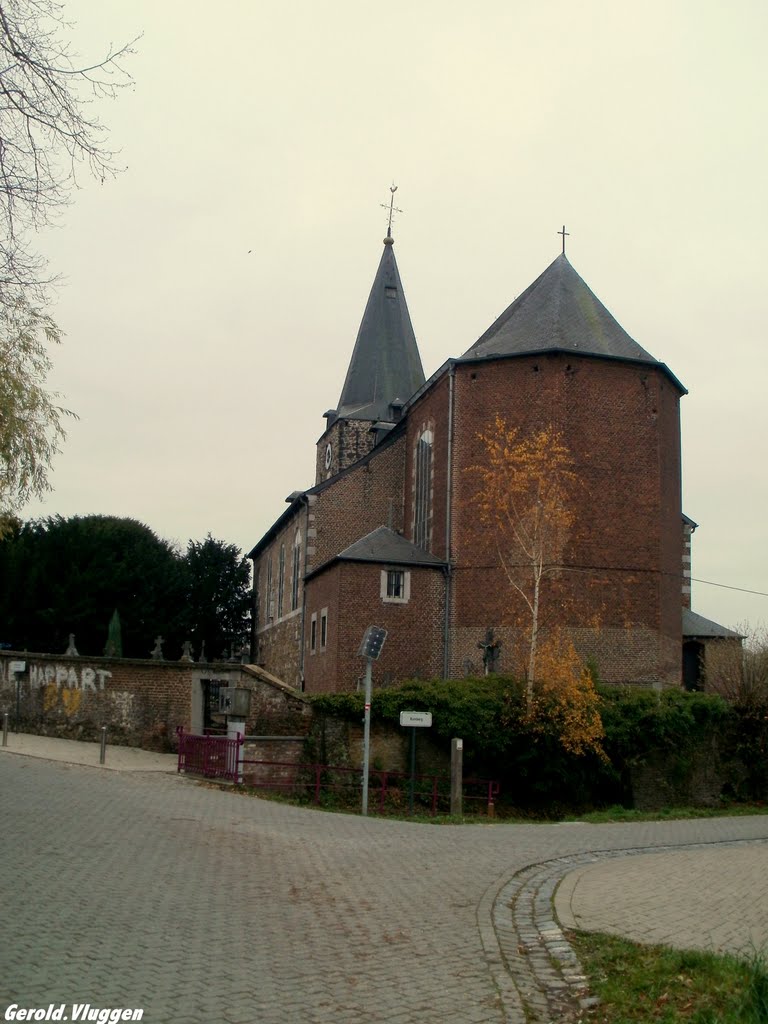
[23,0,768,633]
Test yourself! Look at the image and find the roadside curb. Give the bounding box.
[490,837,768,1022]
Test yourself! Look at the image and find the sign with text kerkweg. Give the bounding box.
[399,711,432,728]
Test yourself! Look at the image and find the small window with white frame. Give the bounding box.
[310,613,317,654]
[381,568,411,604]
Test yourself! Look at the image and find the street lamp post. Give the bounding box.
[358,626,387,816]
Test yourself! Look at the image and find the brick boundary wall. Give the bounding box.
[0,652,311,751]
[240,735,307,788]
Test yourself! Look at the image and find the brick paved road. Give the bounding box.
[556,844,768,956]
[2,756,768,1024]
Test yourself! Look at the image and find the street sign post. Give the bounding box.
[399,710,433,814]
[399,711,432,728]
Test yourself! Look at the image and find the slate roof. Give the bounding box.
[304,527,447,582]
[337,526,446,566]
[683,608,742,639]
[464,253,659,365]
[335,239,425,421]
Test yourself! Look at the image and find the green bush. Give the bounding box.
[310,679,765,812]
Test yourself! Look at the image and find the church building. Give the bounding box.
[248,223,735,693]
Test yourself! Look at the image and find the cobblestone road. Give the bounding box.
[2,754,768,1023]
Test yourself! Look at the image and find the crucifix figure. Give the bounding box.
[380,183,403,238]
[477,628,502,675]
[558,224,570,255]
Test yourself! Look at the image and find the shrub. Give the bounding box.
[310,679,755,811]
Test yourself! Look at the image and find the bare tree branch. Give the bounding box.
[0,0,136,302]
[0,0,134,522]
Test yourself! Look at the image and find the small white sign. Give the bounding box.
[400,711,432,728]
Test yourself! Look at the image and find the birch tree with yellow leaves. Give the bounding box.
[471,416,604,758]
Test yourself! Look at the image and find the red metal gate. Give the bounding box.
[176,726,243,781]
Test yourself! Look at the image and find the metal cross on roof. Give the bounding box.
[380,184,403,237]
[558,224,570,255]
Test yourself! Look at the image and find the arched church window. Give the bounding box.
[253,568,261,629]
[291,530,302,611]
[413,428,434,550]
[277,544,285,619]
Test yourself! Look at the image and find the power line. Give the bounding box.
[452,561,768,598]
[689,577,768,599]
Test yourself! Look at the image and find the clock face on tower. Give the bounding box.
[324,442,333,470]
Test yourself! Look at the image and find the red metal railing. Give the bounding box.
[176,726,244,781]
[239,757,500,817]
[176,730,499,814]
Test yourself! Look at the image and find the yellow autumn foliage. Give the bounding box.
[472,415,577,562]
[469,416,582,688]
[524,631,606,759]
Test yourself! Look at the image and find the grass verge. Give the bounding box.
[567,803,768,825]
[571,931,768,1023]
[190,780,768,825]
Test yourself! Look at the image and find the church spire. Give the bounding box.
[335,227,425,422]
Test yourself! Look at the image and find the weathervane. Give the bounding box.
[558,224,570,255]
[380,183,403,238]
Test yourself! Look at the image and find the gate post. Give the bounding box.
[228,718,245,783]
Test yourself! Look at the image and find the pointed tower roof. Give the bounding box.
[464,253,658,364]
[335,237,425,421]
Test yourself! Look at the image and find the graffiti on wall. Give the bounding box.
[28,663,113,692]
[0,660,114,718]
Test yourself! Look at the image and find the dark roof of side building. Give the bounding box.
[683,608,742,639]
[305,526,446,581]
[334,237,425,422]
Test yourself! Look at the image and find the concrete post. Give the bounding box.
[450,738,463,816]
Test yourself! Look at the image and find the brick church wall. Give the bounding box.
[252,503,308,687]
[311,433,406,568]
[404,372,451,559]
[442,353,683,685]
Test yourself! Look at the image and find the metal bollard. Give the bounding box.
[99,725,107,765]
[2,712,8,746]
